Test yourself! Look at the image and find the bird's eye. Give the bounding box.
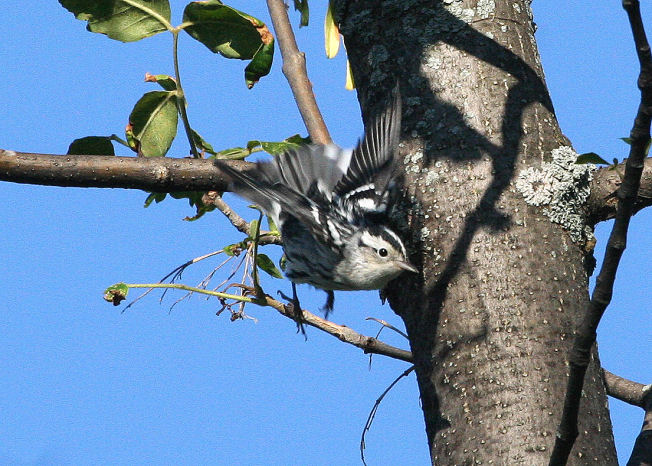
[378,248,388,257]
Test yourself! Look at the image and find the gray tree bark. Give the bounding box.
[334,0,618,463]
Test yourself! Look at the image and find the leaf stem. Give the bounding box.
[110,134,130,148]
[175,22,195,31]
[123,283,254,303]
[251,212,266,299]
[172,30,200,159]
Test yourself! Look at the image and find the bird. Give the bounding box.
[215,87,417,331]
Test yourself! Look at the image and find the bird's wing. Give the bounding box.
[260,144,352,204]
[334,86,402,213]
[214,159,352,250]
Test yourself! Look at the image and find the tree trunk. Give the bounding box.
[335,0,618,463]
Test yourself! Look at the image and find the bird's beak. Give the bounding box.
[397,260,418,273]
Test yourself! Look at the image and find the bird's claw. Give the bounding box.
[277,288,307,338]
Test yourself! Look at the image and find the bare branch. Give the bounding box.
[360,365,415,466]
[266,0,332,144]
[0,150,254,192]
[587,158,652,225]
[550,1,652,464]
[204,191,282,246]
[261,294,413,363]
[3,148,410,360]
[604,370,651,408]
[207,192,250,233]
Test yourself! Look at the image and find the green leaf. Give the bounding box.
[190,129,217,156]
[245,40,274,89]
[213,134,310,160]
[620,137,651,155]
[183,1,266,58]
[144,72,177,91]
[293,0,309,27]
[284,134,312,145]
[213,146,251,160]
[575,152,609,165]
[128,91,178,157]
[279,254,287,272]
[246,140,262,151]
[67,136,115,155]
[266,215,279,234]
[144,192,167,207]
[183,201,215,221]
[183,1,274,86]
[103,282,129,306]
[125,124,138,152]
[223,243,244,256]
[59,0,171,42]
[249,219,260,239]
[161,191,214,221]
[645,138,652,156]
[256,254,283,279]
[261,134,310,155]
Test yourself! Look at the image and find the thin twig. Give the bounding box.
[210,192,250,234]
[250,212,267,299]
[125,282,255,302]
[123,249,224,311]
[207,191,283,245]
[549,2,652,464]
[366,317,409,340]
[365,317,409,369]
[167,255,236,312]
[212,252,249,293]
[266,0,332,144]
[360,366,416,466]
[118,274,413,361]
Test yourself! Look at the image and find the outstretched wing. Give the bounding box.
[334,86,402,220]
[258,144,352,205]
[215,86,401,246]
[214,158,353,250]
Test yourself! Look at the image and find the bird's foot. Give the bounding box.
[320,290,335,319]
[277,286,306,339]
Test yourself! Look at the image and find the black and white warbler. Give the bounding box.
[215,88,417,327]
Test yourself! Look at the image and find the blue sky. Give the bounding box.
[1,2,649,465]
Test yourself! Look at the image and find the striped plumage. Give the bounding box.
[215,88,416,316]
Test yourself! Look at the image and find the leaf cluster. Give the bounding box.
[59,0,310,221]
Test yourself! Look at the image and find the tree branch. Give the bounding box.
[2,3,335,205]
[604,369,651,408]
[550,2,652,464]
[587,158,652,225]
[0,150,253,192]
[266,0,332,144]
[602,371,652,466]
[261,294,413,363]
[203,191,283,246]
